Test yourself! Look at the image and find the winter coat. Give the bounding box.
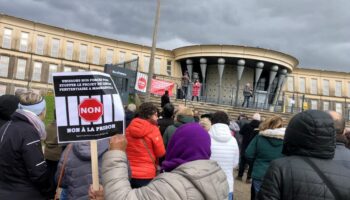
[243,85,253,97]
[258,110,350,200]
[160,94,170,108]
[125,110,135,128]
[192,82,201,97]
[126,118,166,179]
[209,123,240,193]
[240,120,260,154]
[157,117,174,136]
[102,150,229,200]
[245,128,285,180]
[0,112,52,200]
[44,121,63,161]
[0,94,19,128]
[163,115,194,149]
[181,75,190,87]
[56,139,108,200]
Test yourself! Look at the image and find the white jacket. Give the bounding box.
[209,123,240,192]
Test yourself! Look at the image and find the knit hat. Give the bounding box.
[161,123,211,172]
[252,113,261,121]
[0,95,19,120]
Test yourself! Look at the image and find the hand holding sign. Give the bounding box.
[109,135,127,152]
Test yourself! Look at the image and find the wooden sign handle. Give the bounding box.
[90,140,99,190]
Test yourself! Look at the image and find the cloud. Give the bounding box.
[0,0,349,72]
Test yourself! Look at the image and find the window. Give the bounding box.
[310,79,317,94]
[16,59,27,80]
[2,28,12,48]
[106,49,114,64]
[323,101,329,111]
[143,56,150,72]
[78,68,86,72]
[310,100,318,110]
[19,32,29,52]
[65,41,74,60]
[322,79,329,96]
[287,76,294,92]
[48,64,58,83]
[32,62,42,81]
[0,56,10,77]
[36,35,45,55]
[335,103,343,114]
[155,58,161,74]
[0,84,6,95]
[51,38,60,57]
[299,77,305,93]
[335,81,342,97]
[119,51,126,63]
[166,60,172,76]
[130,54,138,70]
[79,44,87,62]
[93,47,101,65]
[63,66,72,72]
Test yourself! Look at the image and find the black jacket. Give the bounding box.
[0,95,19,128]
[158,117,174,136]
[258,110,350,200]
[0,112,53,200]
[161,94,170,108]
[240,120,260,154]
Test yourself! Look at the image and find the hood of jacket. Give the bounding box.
[0,95,19,120]
[260,128,285,146]
[282,110,336,159]
[174,115,194,127]
[127,117,156,138]
[72,139,109,161]
[209,123,233,143]
[173,159,228,199]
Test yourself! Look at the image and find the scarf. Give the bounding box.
[16,109,47,140]
[161,123,211,172]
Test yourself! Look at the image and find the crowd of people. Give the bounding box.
[1,89,350,200]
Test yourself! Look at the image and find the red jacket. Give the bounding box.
[126,118,166,179]
[192,82,201,97]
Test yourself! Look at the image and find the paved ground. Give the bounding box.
[234,170,251,200]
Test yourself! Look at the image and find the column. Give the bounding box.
[235,59,245,106]
[264,65,279,109]
[273,69,288,111]
[200,58,207,100]
[254,62,264,107]
[186,59,193,99]
[217,58,225,104]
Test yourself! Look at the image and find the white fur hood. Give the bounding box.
[259,128,285,140]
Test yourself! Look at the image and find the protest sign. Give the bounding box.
[150,79,175,96]
[52,71,124,143]
[135,72,148,92]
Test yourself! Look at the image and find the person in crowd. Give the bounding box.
[158,103,174,136]
[345,128,350,149]
[181,71,190,99]
[126,102,166,188]
[237,113,250,129]
[242,83,253,107]
[245,116,285,200]
[14,88,27,98]
[237,113,261,183]
[193,109,200,122]
[161,90,170,108]
[44,112,64,199]
[0,91,53,199]
[199,117,212,131]
[125,103,136,128]
[90,123,229,200]
[327,111,350,168]
[229,119,241,145]
[0,94,19,128]
[258,110,350,200]
[56,139,109,200]
[163,107,195,149]
[191,79,201,101]
[209,111,240,200]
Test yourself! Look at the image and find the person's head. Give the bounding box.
[211,111,230,125]
[175,107,194,121]
[18,91,46,120]
[252,113,261,121]
[14,88,27,98]
[259,116,283,131]
[282,110,336,159]
[0,94,20,120]
[164,90,169,95]
[199,117,212,131]
[162,103,174,118]
[137,102,158,124]
[245,83,251,87]
[161,123,211,172]
[127,103,137,113]
[238,113,247,121]
[326,111,345,135]
[195,79,199,83]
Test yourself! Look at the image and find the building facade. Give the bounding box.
[1,14,350,118]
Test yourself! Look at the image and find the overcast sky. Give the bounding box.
[1,0,349,72]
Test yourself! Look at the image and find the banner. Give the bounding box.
[135,72,148,92]
[151,79,175,96]
[52,71,124,143]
